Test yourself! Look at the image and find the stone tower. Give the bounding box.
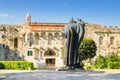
[26,12,31,23]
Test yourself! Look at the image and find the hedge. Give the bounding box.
[0,63,4,69]
[108,62,120,69]
[0,61,34,70]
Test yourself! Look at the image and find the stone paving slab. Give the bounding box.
[0,70,120,80]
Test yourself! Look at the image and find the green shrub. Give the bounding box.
[94,55,107,69]
[107,53,120,62]
[108,62,120,69]
[93,53,120,69]
[2,61,11,69]
[84,64,95,70]
[0,61,35,70]
[0,63,4,69]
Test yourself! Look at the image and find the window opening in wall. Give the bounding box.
[35,33,39,45]
[110,37,114,45]
[48,38,52,45]
[14,38,18,48]
[27,51,33,56]
[54,32,59,39]
[99,37,103,45]
[29,33,34,47]
[29,37,34,47]
[22,34,26,45]
[48,33,52,45]
[2,35,5,39]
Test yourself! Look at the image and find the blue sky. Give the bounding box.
[0,0,120,26]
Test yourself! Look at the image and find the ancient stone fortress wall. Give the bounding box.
[0,24,24,60]
[85,23,120,57]
[0,13,120,68]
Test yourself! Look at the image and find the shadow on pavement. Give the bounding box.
[0,73,16,80]
[86,70,105,74]
[0,78,5,80]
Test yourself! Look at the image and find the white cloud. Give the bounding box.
[0,13,14,18]
[63,3,68,7]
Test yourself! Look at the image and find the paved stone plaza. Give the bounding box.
[0,70,120,80]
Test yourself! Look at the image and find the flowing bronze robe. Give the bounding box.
[61,21,85,68]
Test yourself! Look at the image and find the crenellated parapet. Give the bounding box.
[85,23,120,34]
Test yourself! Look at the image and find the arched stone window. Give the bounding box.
[14,38,18,48]
[29,33,34,47]
[34,33,39,45]
[48,33,53,45]
[41,32,46,38]
[54,32,59,38]
[99,36,103,45]
[110,37,114,45]
[22,34,26,42]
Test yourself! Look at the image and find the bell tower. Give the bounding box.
[26,12,31,23]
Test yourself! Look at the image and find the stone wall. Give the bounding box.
[0,22,120,68]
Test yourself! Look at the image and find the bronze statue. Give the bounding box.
[61,18,85,69]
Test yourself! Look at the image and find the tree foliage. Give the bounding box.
[79,38,97,61]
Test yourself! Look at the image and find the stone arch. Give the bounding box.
[110,36,114,45]
[28,32,34,39]
[41,32,46,38]
[99,36,103,45]
[14,38,18,48]
[54,32,59,38]
[48,33,53,38]
[34,32,39,45]
[44,49,56,56]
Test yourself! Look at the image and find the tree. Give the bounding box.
[79,38,97,61]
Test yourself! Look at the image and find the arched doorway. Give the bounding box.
[44,49,56,68]
[45,58,55,68]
